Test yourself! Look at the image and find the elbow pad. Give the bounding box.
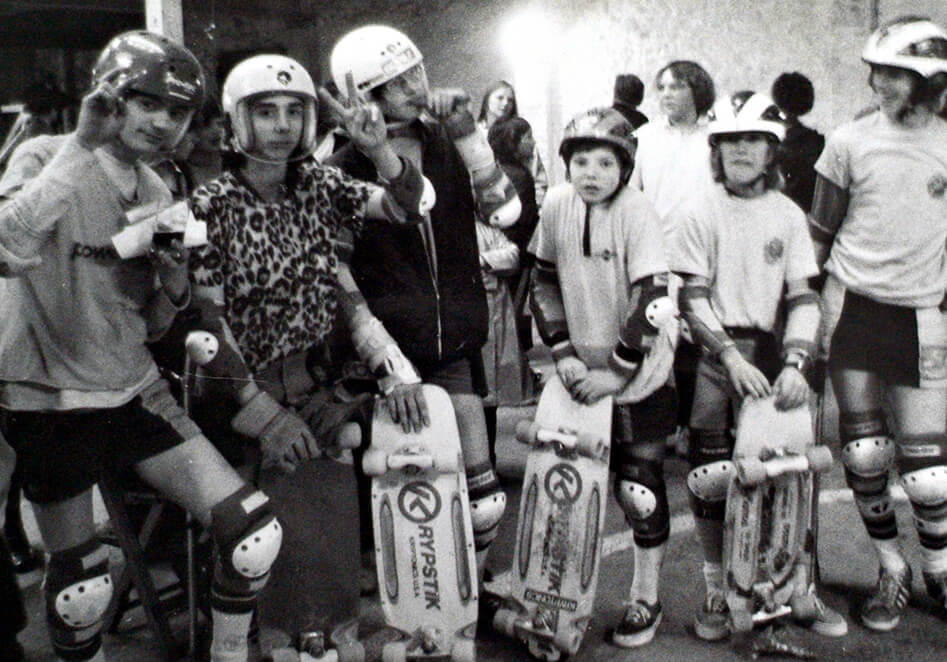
[529,258,569,347]
[612,280,675,375]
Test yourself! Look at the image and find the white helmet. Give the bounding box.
[707,92,785,143]
[862,17,947,78]
[330,25,423,102]
[222,54,318,160]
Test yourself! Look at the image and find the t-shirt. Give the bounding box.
[529,183,667,368]
[814,112,947,308]
[189,160,373,373]
[670,184,818,332]
[630,117,714,244]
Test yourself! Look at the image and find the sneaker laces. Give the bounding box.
[872,567,910,610]
[704,591,729,615]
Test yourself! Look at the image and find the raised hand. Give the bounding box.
[76,67,141,150]
[317,72,388,155]
[428,88,470,118]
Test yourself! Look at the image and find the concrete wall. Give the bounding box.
[180,0,947,184]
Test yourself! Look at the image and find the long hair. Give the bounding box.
[478,80,518,123]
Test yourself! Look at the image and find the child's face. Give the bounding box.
[247,94,305,162]
[869,64,915,120]
[657,70,696,125]
[117,93,193,158]
[718,133,772,187]
[569,145,622,204]
[377,64,429,122]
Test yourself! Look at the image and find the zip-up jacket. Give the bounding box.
[328,118,488,372]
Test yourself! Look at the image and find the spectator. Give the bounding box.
[612,73,649,129]
[771,71,825,213]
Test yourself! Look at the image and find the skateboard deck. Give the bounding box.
[363,384,478,661]
[722,396,833,632]
[491,377,612,661]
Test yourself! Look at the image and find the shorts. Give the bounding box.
[1,379,200,504]
[613,385,677,447]
[829,290,947,388]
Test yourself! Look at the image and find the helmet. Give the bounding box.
[862,17,947,78]
[330,25,423,102]
[707,92,785,143]
[558,107,636,165]
[222,54,318,160]
[92,31,204,109]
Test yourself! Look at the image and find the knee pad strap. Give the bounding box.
[687,428,733,467]
[45,539,113,658]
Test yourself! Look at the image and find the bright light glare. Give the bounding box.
[500,7,559,62]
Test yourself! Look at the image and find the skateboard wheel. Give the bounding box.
[737,457,767,486]
[493,607,518,637]
[381,641,407,662]
[337,422,361,450]
[805,446,833,473]
[450,638,476,662]
[729,608,754,633]
[515,420,539,444]
[362,448,388,476]
[575,432,605,460]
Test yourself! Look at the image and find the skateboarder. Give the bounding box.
[186,53,428,646]
[327,24,514,574]
[809,16,947,632]
[668,90,847,641]
[0,31,283,662]
[528,106,678,648]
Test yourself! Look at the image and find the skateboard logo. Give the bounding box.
[398,481,442,523]
[544,464,582,504]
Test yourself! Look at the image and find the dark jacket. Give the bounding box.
[777,122,825,214]
[328,118,488,372]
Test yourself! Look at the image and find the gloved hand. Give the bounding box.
[231,389,320,474]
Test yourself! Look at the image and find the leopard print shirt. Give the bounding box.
[190,160,372,373]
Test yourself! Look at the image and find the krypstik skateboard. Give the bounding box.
[491,376,612,661]
[722,396,833,633]
[362,384,478,661]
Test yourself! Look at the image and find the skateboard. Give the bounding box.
[722,396,833,633]
[362,384,478,661]
[491,376,612,661]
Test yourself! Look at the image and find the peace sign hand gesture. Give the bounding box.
[76,67,142,151]
[317,72,388,155]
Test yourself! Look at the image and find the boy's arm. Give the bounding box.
[433,90,522,229]
[807,173,849,273]
[189,289,321,473]
[479,225,520,275]
[678,273,771,398]
[529,256,571,357]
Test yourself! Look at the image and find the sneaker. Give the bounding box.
[695,591,729,641]
[797,594,848,637]
[612,600,662,648]
[861,565,912,632]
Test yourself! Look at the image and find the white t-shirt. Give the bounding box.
[815,112,947,308]
[630,117,714,244]
[669,184,818,333]
[529,183,667,369]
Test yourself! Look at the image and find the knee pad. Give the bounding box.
[45,539,113,660]
[687,428,733,468]
[467,464,506,551]
[210,485,282,612]
[616,459,669,547]
[838,410,897,538]
[687,459,734,521]
[898,434,947,552]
